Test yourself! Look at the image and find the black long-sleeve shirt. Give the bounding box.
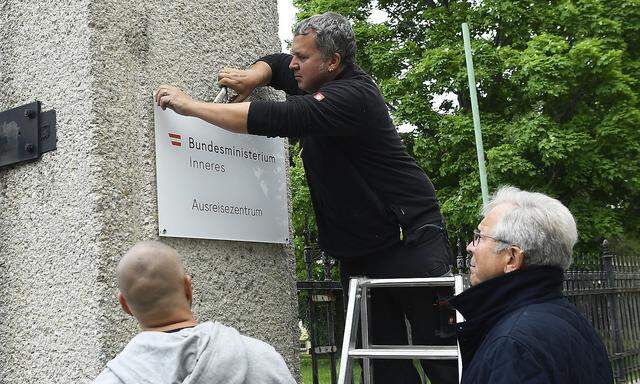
[247,53,444,258]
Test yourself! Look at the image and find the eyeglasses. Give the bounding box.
[472,229,512,247]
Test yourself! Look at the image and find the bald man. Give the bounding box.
[93,241,295,384]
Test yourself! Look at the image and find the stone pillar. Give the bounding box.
[0,0,298,382]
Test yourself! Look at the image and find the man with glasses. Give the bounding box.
[448,186,612,383]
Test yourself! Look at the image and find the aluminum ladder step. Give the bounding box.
[349,345,460,360]
[337,275,466,384]
[359,276,457,288]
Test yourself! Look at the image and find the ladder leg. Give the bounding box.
[360,286,372,384]
[454,275,465,383]
[338,275,465,384]
[338,278,362,384]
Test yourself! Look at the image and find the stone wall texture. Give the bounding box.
[0,0,298,382]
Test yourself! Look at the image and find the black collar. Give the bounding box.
[448,266,564,367]
[449,266,564,322]
[334,63,356,81]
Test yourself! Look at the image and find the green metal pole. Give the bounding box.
[462,22,489,208]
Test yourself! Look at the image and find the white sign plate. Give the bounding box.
[154,105,288,243]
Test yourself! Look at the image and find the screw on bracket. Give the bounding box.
[24,109,35,119]
[24,143,34,153]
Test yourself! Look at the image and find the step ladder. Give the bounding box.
[338,275,466,384]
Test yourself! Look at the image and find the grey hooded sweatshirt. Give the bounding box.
[93,321,296,384]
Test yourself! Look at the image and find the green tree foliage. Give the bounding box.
[290,0,640,257]
[290,143,318,279]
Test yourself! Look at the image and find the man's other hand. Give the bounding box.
[155,85,194,115]
[217,68,258,103]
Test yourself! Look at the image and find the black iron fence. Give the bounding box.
[562,241,640,383]
[297,238,640,383]
[297,242,343,384]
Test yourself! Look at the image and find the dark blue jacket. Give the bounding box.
[449,266,613,383]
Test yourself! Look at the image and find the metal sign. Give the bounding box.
[314,346,338,354]
[154,105,288,243]
[312,294,335,302]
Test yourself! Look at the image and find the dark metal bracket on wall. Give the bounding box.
[0,101,57,168]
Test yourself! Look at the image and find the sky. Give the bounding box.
[276,1,389,52]
[277,0,298,52]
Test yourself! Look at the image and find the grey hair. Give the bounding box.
[483,186,578,270]
[294,12,357,67]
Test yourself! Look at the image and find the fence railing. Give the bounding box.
[296,240,343,384]
[563,240,640,383]
[297,238,640,383]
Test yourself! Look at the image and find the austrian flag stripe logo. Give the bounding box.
[169,133,182,147]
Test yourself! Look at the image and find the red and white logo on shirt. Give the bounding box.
[314,92,325,101]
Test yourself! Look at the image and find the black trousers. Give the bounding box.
[339,229,458,384]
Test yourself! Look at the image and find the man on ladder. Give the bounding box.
[155,11,457,384]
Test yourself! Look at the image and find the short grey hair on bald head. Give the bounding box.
[294,12,357,67]
[483,186,578,271]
